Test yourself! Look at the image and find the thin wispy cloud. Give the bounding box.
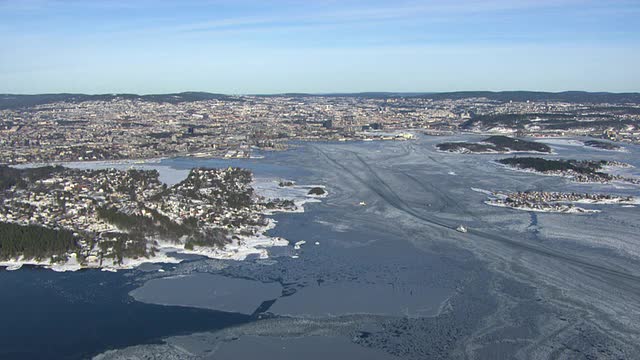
[140,0,598,34]
[18,0,610,43]
[0,0,630,40]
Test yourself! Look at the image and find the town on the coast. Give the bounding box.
[0,165,313,270]
[1,92,639,164]
[483,190,637,213]
[1,91,639,270]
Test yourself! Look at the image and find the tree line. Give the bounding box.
[0,222,79,261]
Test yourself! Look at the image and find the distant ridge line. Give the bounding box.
[2,91,640,110]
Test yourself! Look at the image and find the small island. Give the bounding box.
[436,136,551,154]
[483,190,636,213]
[0,165,300,271]
[307,187,326,196]
[496,157,637,184]
[583,139,623,151]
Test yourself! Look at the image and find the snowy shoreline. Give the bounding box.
[11,157,168,169]
[472,187,638,214]
[435,146,553,155]
[484,200,600,214]
[493,161,639,185]
[0,172,327,272]
[533,137,629,153]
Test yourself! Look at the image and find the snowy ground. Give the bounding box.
[0,169,328,272]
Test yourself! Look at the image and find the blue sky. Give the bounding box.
[1,0,639,94]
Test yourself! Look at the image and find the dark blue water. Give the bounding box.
[0,266,250,360]
[0,149,320,360]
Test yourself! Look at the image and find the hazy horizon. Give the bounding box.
[3,89,640,96]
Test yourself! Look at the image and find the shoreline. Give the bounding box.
[474,187,638,214]
[484,200,600,214]
[10,156,169,169]
[435,147,553,155]
[0,166,328,272]
[492,161,639,185]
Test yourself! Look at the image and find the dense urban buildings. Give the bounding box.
[1,92,639,164]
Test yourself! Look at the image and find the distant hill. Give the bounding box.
[0,92,236,110]
[255,91,640,103]
[412,91,640,103]
[251,92,413,99]
[2,91,639,110]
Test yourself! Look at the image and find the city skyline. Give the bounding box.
[1,0,639,94]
